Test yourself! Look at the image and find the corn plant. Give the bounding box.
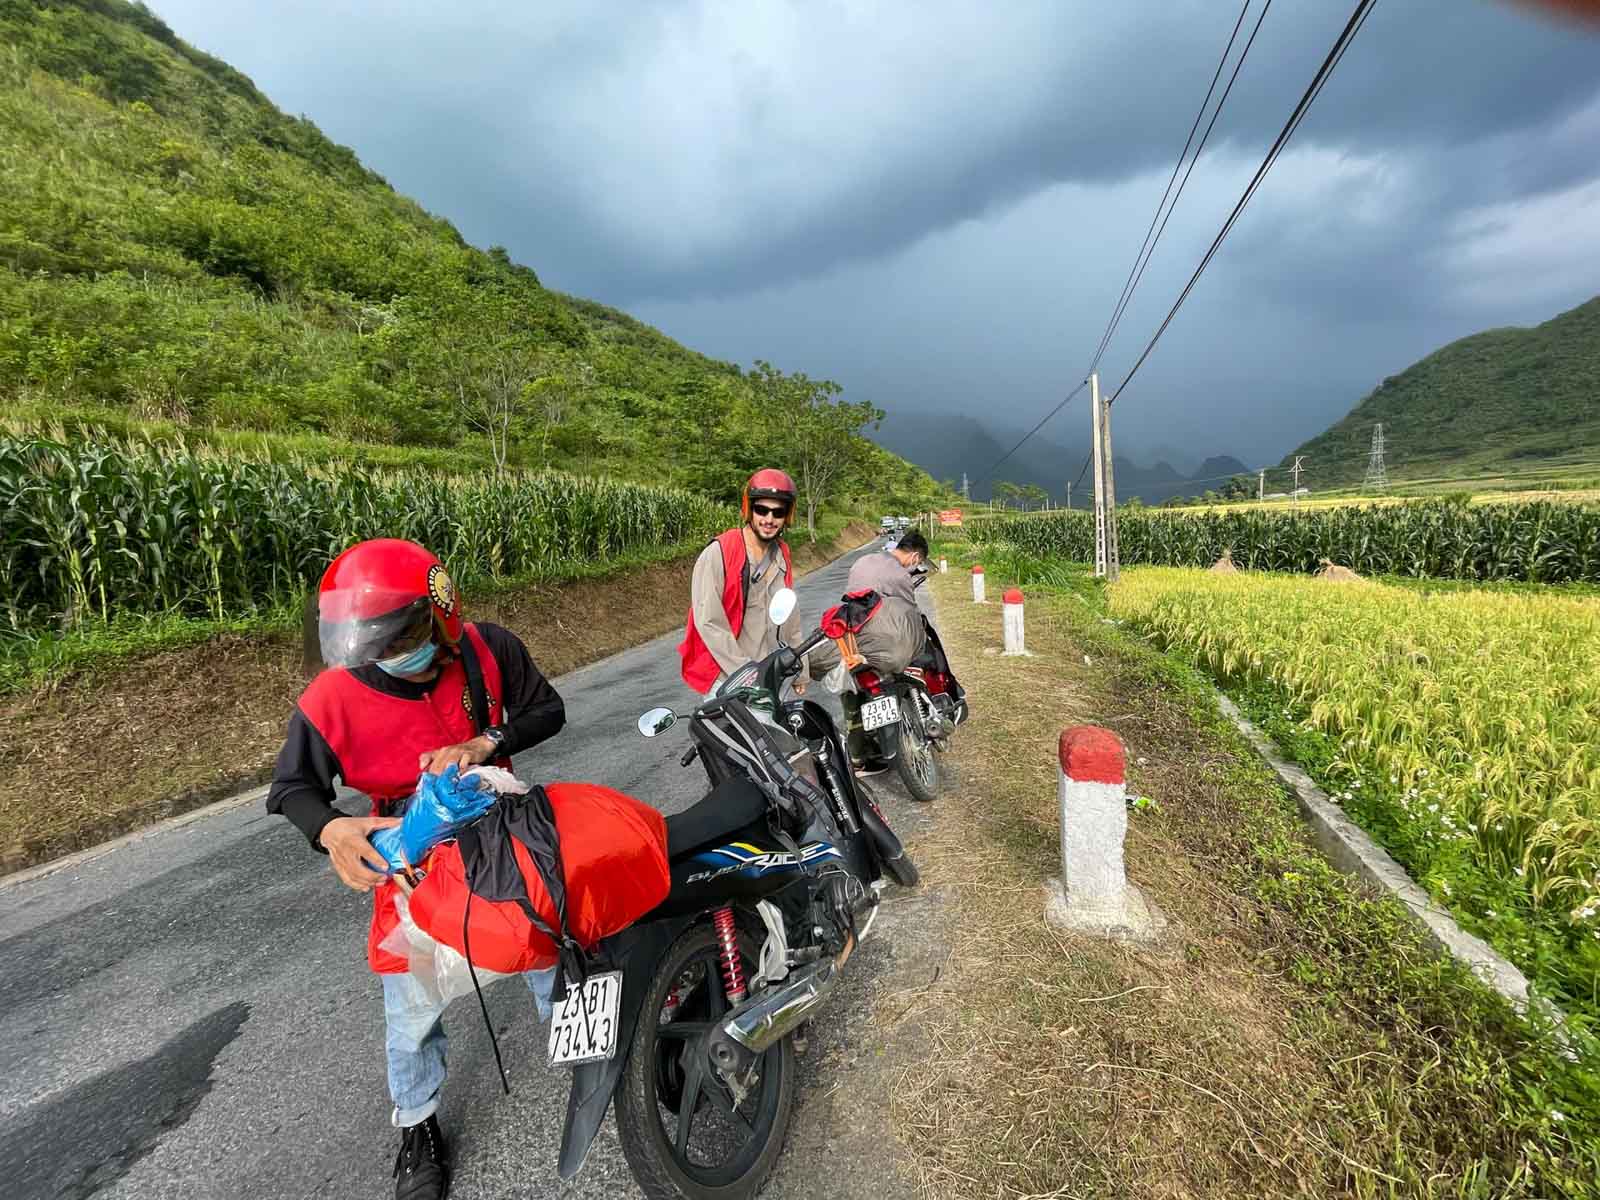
[0,432,729,635]
[972,502,1600,583]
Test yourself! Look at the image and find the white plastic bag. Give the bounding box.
[461,765,531,796]
[380,889,515,1008]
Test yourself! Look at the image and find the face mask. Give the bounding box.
[376,639,437,677]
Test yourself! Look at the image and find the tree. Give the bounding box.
[1020,483,1049,511]
[750,361,881,541]
[1217,473,1253,502]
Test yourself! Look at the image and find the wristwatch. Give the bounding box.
[482,726,507,756]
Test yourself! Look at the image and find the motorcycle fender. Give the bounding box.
[558,916,695,1180]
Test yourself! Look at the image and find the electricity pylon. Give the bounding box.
[1363,423,1389,491]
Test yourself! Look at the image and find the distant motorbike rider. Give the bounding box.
[679,467,811,696]
[267,538,565,1200]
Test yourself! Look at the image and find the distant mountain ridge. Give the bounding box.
[871,411,1247,504]
[1282,296,1600,487]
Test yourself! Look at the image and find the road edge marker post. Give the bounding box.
[1002,587,1029,656]
[939,556,948,574]
[1045,726,1167,943]
[971,564,986,603]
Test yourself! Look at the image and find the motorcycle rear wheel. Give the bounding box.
[615,923,795,1200]
[894,715,940,802]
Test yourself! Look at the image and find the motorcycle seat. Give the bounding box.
[665,776,770,860]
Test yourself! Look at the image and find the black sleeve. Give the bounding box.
[266,710,344,852]
[477,622,566,756]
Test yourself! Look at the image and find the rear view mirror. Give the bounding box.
[768,587,797,626]
[637,707,677,737]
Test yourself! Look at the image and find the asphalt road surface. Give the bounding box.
[0,539,940,1200]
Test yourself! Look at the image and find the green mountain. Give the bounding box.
[0,0,942,509]
[1281,297,1600,489]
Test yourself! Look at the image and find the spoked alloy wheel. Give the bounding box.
[894,707,940,802]
[615,924,795,1199]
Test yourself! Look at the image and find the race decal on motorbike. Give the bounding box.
[687,840,841,883]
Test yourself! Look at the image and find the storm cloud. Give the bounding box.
[149,0,1600,469]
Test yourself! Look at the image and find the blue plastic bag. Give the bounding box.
[370,764,497,874]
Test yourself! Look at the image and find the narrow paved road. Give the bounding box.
[0,540,940,1200]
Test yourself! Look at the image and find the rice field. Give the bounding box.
[1,432,729,635]
[1108,566,1600,1018]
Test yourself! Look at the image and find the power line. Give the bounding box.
[982,5,1263,487]
[1089,0,1266,376]
[1109,0,1380,406]
[980,377,1089,481]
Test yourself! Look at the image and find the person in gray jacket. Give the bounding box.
[846,530,927,604]
[838,532,930,770]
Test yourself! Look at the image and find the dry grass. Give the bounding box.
[0,522,878,873]
[888,572,1578,1199]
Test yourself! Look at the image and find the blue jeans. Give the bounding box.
[382,966,558,1127]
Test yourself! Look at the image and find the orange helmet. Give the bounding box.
[316,539,464,668]
[742,468,797,526]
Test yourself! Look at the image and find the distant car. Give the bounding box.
[880,516,897,531]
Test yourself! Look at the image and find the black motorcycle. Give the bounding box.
[850,569,969,802]
[550,588,918,1199]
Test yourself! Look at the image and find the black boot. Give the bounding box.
[394,1113,449,1200]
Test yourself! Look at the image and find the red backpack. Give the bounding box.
[407,781,670,982]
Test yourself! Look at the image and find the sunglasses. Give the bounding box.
[751,504,789,519]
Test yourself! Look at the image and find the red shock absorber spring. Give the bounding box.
[711,906,747,1004]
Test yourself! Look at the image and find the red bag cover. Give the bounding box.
[408,781,670,973]
[821,589,882,638]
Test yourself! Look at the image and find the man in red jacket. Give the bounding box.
[268,538,565,1200]
[679,467,810,695]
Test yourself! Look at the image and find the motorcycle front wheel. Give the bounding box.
[894,713,940,802]
[615,923,795,1199]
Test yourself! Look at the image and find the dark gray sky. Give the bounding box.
[153,1,1600,472]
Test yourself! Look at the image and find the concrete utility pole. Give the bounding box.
[961,472,970,502]
[1258,468,1265,503]
[1091,372,1120,581]
[1066,481,1071,510]
[1291,455,1307,508]
[1363,424,1389,491]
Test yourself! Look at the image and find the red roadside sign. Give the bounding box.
[938,509,963,526]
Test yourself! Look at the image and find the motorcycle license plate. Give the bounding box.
[547,971,623,1067]
[861,695,901,731]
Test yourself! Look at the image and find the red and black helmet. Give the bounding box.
[317,538,464,668]
[742,468,797,525]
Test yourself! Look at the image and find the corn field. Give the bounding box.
[973,502,1600,583]
[1,434,728,634]
[1110,567,1600,1013]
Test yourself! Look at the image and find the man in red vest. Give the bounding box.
[679,467,811,695]
[267,538,565,1200]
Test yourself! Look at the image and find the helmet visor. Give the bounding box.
[318,593,431,669]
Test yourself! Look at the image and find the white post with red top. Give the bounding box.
[971,564,986,603]
[1044,726,1166,942]
[1001,587,1028,656]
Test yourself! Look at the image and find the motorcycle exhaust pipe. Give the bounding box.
[721,933,856,1055]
